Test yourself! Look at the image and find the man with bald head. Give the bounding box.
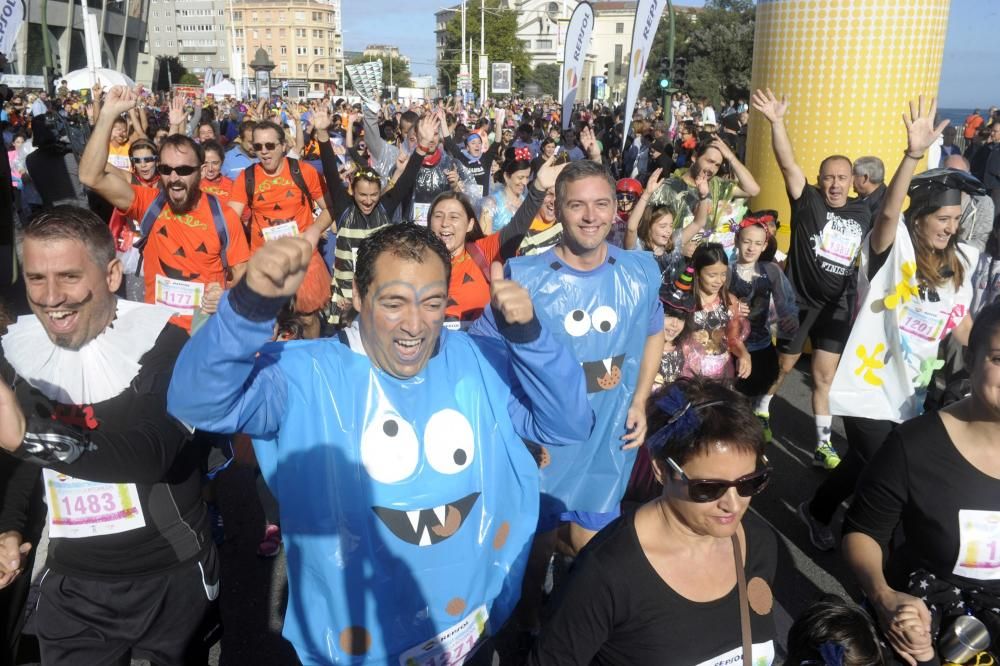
[751,88,872,479]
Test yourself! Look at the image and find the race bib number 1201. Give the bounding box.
[398,605,489,666]
[954,509,1000,581]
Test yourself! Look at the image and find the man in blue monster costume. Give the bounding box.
[167,220,592,665]
[471,160,663,626]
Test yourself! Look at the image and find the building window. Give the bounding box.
[616,22,624,33]
[233,11,241,20]
[280,62,288,73]
[234,28,243,38]
[312,29,322,38]
[252,30,258,39]
[280,45,287,55]
[297,63,306,73]
[167,40,174,47]
[312,11,322,21]
[295,11,305,20]
[313,47,324,56]
[314,64,325,72]
[295,28,306,38]
[154,26,160,32]
[279,27,286,37]
[251,12,258,20]
[614,44,623,75]
[154,40,160,47]
[536,39,552,49]
[296,46,307,55]
[265,28,271,38]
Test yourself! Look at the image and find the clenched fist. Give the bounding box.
[489,262,534,325]
[244,223,326,298]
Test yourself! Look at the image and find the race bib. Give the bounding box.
[899,301,948,343]
[43,468,146,539]
[398,605,489,666]
[413,202,431,227]
[262,220,300,242]
[154,274,204,315]
[954,509,1000,581]
[443,320,463,331]
[694,639,775,666]
[816,221,861,268]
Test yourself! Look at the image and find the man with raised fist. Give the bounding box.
[167,220,591,665]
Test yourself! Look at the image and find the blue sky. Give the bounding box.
[342,0,998,109]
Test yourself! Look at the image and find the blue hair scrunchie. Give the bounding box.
[818,641,845,666]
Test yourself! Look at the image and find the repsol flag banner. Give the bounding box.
[0,0,25,58]
[622,0,666,151]
[561,1,594,130]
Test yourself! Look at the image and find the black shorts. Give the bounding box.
[777,293,853,356]
[736,344,780,397]
[31,548,218,666]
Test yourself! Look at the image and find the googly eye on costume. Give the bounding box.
[564,309,591,336]
[591,306,618,333]
[424,409,476,475]
[360,413,419,484]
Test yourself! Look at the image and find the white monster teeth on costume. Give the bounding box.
[418,526,432,547]
[602,357,613,373]
[407,510,421,533]
[433,505,447,525]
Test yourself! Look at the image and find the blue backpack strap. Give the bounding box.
[138,192,168,243]
[205,193,230,271]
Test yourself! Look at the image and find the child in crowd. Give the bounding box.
[651,266,695,393]
[729,214,799,439]
[680,243,751,381]
[624,167,712,285]
[786,596,940,666]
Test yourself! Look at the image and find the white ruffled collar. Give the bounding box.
[1,299,174,405]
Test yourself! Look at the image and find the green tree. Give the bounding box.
[179,73,201,85]
[640,0,754,106]
[350,53,413,88]
[438,0,530,94]
[154,55,189,92]
[522,63,560,98]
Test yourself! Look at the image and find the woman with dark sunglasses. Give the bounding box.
[529,377,778,666]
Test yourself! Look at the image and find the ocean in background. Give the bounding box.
[939,107,985,129]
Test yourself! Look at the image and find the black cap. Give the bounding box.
[908,168,986,208]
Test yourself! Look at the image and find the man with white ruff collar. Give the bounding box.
[0,207,217,665]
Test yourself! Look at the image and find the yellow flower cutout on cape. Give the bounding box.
[883,261,919,310]
[855,343,886,387]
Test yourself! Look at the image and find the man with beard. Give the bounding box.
[80,86,250,332]
[650,137,760,233]
[0,207,217,665]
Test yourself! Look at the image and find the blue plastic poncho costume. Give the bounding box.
[471,245,662,519]
[167,283,591,665]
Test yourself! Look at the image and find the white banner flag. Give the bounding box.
[0,0,25,59]
[622,0,666,151]
[561,1,594,130]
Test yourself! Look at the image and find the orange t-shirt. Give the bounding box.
[446,232,502,327]
[123,184,251,330]
[964,114,984,140]
[200,175,234,203]
[230,158,325,252]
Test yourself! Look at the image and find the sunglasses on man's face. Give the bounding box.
[252,142,280,151]
[131,156,157,164]
[156,164,199,176]
[667,456,771,503]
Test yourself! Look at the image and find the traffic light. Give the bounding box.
[658,56,670,89]
[672,57,687,91]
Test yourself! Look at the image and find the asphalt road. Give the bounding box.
[188,361,862,665]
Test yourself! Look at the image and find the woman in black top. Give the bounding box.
[843,302,1000,663]
[529,378,778,666]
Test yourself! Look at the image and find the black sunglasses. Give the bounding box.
[252,142,280,151]
[156,164,199,176]
[131,156,157,164]
[667,456,771,503]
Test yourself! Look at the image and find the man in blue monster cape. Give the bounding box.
[167,216,592,662]
[472,160,663,628]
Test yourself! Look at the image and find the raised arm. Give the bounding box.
[751,88,806,199]
[379,114,440,215]
[625,168,663,250]
[870,96,949,255]
[710,137,759,197]
[314,107,352,221]
[78,86,139,211]
[168,95,187,136]
[496,157,565,259]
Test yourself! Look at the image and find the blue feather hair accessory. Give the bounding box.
[645,384,726,454]
[818,641,845,666]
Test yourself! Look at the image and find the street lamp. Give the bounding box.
[249,47,275,100]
